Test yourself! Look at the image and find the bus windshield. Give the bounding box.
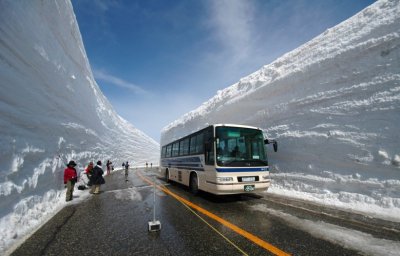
[216,126,268,167]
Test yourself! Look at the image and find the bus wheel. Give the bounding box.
[190,173,199,195]
[165,169,170,183]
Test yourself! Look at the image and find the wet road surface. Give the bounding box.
[10,168,399,256]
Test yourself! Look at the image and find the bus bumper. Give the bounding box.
[206,180,271,195]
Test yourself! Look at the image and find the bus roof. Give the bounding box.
[161,124,264,147]
[213,123,263,130]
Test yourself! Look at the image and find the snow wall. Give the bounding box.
[0,0,159,253]
[162,0,400,220]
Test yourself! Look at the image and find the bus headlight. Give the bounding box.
[217,177,234,182]
[262,175,270,180]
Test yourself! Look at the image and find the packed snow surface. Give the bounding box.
[0,0,159,253]
[252,204,400,256]
[162,0,400,221]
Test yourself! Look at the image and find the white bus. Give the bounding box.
[160,124,277,195]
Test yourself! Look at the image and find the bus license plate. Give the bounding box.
[244,185,255,192]
[242,177,256,182]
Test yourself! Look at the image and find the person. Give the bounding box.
[146,162,148,168]
[64,160,78,202]
[85,162,94,179]
[85,161,94,186]
[231,146,240,157]
[106,160,112,175]
[90,160,105,194]
[124,161,129,181]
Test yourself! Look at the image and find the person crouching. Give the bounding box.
[90,160,105,194]
[64,160,78,202]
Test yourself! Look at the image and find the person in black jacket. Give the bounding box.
[124,161,129,181]
[90,160,105,194]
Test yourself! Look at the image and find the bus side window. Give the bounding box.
[179,138,189,156]
[172,142,179,157]
[166,144,172,157]
[161,146,166,158]
[204,128,214,165]
[189,135,197,155]
[196,133,204,154]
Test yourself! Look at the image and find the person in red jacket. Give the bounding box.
[64,160,78,202]
[85,162,94,179]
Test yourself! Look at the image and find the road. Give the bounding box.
[10,168,400,256]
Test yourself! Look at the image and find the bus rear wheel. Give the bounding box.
[190,173,199,195]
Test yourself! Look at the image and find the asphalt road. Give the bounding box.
[10,168,400,256]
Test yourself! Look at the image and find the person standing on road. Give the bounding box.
[106,160,112,175]
[90,160,105,194]
[124,161,129,181]
[64,160,78,202]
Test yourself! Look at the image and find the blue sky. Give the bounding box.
[71,0,375,142]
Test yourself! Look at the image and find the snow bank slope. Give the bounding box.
[0,0,159,253]
[162,0,400,220]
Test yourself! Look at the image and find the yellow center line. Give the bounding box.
[137,171,291,256]
[176,193,249,256]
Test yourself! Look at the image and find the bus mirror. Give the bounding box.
[273,141,278,152]
[265,138,278,152]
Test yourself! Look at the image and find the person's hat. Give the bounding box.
[97,160,102,166]
[67,160,77,167]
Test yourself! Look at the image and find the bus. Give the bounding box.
[160,124,278,195]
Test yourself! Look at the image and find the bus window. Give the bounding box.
[196,132,204,154]
[189,135,197,154]
[216,126,267,166]
[204,128,214,165]
[180,138,189,156]
[166,144,172,158]
[227,138,245,157]
[161,146,166,158]
[172,142,179,157]
[251,139,264,160]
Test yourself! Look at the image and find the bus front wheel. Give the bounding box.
[165,169,170,183]
[190,173,199,195]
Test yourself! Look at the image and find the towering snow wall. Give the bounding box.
[0,0,159,252]
[162,0,400,219]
